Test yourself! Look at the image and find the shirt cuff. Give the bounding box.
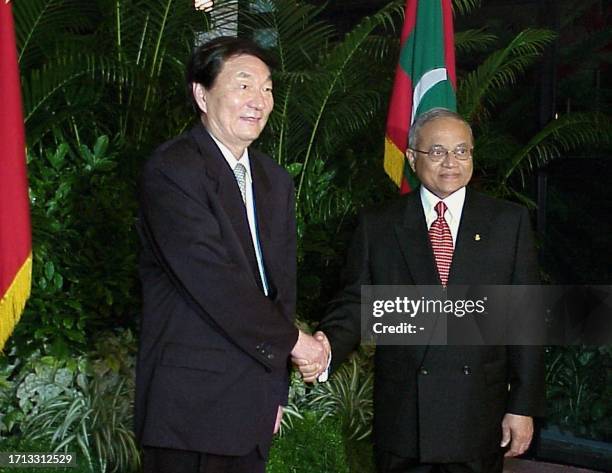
[317,352,332,382]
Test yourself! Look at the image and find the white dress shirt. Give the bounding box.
[420,185,466,245]
[209,133,269,296]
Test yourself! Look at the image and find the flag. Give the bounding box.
[0,1,32,350]
[384,0,457,193]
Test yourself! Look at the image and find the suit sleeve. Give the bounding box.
[139,159,298,371]
[506,207,546,417]
[318,214,371,372]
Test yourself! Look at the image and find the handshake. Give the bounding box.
[290,330,331,383]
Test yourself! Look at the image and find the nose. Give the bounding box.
[441,152,459,167]
[248,89,266,111]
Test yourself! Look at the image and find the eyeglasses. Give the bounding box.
[409,145,473,162]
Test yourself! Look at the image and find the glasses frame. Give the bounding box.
[408,146,474,162]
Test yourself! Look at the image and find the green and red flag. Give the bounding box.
[384,0,457,193]
[1,1,32,350]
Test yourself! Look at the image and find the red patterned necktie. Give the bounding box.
[429,201,454,286]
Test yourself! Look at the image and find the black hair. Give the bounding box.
[186,36,275,114]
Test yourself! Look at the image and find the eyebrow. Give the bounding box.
[432,142,470,147]
[236,71,272,82]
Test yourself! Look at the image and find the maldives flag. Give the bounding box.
[0,1,32,350]
[384,0,457,193]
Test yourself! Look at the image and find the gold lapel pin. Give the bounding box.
[474,234,481,241]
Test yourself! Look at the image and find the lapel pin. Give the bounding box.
[474,234,481,241]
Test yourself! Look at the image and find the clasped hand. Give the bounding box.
[291,331,330,383]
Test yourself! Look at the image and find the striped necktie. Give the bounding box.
[429,201,454,287]
[233,163,247,204]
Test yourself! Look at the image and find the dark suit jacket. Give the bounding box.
[319,188,545,463]
[135,123,298,457]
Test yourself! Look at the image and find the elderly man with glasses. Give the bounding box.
[295,108,545,473]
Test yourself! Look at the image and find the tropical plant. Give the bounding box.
[15,0,102,148]
[14,0,239,150]
[267,411,351,473]
[0,435,96,473]
[546,346,612,442]
[10,330,138,473]
[244,0,404,210]
[278,370,306,434]
[9,136,138,355]
[8,0,611,464]
[22,376,137,473]
[455,25,612,203]
[305,350,374,441]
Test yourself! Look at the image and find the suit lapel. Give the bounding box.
[393,192,440,286]
[190,124,263,289]
[249,151,272,243]
[249,152,277,295]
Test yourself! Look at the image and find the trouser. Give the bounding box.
[375,450,504,473]
[142,446,265,473]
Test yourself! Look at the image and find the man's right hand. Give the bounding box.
[291,330,329,382]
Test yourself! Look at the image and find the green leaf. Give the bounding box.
[93,135,109,159]
[286,162,303,177]
[44,261,55,280]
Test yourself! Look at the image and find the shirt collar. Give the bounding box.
[208,130,251,181]
[420,185,466,223]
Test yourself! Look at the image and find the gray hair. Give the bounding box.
[408,108,473,149]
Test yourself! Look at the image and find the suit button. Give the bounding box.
[463,365,471,375]
[267,353,275,360]
[419,368,429,375]
[256,344,262,350]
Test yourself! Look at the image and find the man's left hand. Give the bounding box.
[501,413,533,457]
[274,406,283,434]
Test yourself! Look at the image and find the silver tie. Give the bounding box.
[233,163,247,204]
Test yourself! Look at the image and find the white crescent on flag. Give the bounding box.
[411,67,449,124]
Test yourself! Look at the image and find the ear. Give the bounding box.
[192,83,207,114]
[406,149,417,173]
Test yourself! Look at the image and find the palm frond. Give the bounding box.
[295,0,404,202]
[13,0,97,70]
[359,34,401,63]
[454,29,497,55]
[299,159,354,226]
[458,28,556,122]
[502,112,612,187]
[22,53,125,147]
[245,0,333,73]
[243,0,334,165]
[452,0,482,16]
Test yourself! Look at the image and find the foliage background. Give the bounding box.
[1,0,610,471]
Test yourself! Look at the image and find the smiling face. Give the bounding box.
[193,54,273,158]
[406,116,474,199]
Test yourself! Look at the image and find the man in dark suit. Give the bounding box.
[295,108,544,472]
[136,37,327,473]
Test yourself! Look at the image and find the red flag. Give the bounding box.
[0,1,32,350]
[384,0,457,193]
